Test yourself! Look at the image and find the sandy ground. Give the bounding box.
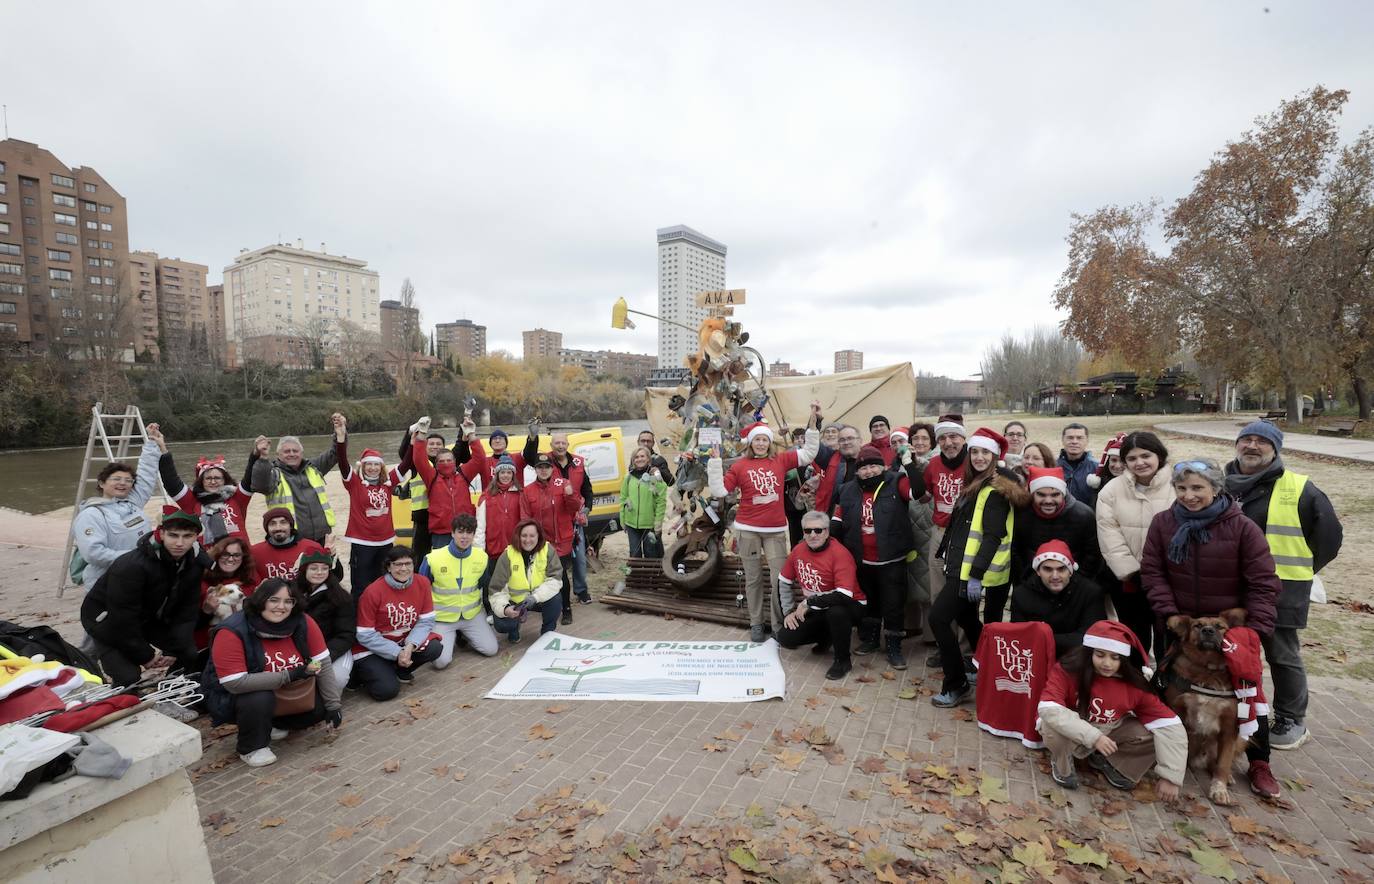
[7,411,1370,679]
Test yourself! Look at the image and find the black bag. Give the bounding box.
[0,620,101,674]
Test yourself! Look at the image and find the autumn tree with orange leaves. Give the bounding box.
[1054,86,1374,422]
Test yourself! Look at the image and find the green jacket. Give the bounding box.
[619,471,667,531]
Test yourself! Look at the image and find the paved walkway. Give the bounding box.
[1157,419,1374,464]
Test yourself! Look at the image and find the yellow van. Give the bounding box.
[391,426,627,546]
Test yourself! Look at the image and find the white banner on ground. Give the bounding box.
[484,632,786,702]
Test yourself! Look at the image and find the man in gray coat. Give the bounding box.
[251,413,343,546]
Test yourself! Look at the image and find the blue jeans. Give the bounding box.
[494,596,563,639]
[572,526,589,599]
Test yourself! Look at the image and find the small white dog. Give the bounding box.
[206,583,246,625]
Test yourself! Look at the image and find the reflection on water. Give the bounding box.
[0,419,649,515]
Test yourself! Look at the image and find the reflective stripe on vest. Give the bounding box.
[408,473,429,510]
[267,465,336,529]
[1264,471,1314,580]
[960,486,1015,587]
[504,545,547,606]
[426,545,489,622]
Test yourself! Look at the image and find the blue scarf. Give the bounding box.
[1166,495,1230,565]
[383,572,413,591]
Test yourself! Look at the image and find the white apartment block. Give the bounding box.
[656,225,726,370]
[223,240,380,349]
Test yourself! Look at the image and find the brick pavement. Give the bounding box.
[186,602,1374,883]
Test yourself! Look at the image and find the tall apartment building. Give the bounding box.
[222,240,380,362]
[436,318,487,364]
[0,139,137,356]
[380,299,423,355]
[768,360,802,378]
[126,252,161,359]
[834,349,864,372]
[557,348,656,384]
[522,328,562,363]
[129,250,210,361]
[656,224,726,370]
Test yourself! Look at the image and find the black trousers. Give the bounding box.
[411,510,433,563]
[352,643,443,701]
[929,574,982,693]
[857,561,906,636]
[775,599,860,663]
[349,543,393,601]
[983,585,1010,626]
[231,689,326,754]
[1106,578,1157,662]
[93,638,197,688]
[558,554,575,611]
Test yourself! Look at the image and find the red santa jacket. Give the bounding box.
[480,450,527,490]
[1037,662,1182,733]
[520,477,582,557]
[777,539,864,611]
[923,455,965,529]
[170,485,252,544]
[477,484,524,557]
[413,437,487,535]
[973,621,1056,748]
[250,538,325,584]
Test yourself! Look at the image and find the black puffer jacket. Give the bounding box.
[80,532,210,665]
[1009,572,1107,657]
[939,468,1030,583]
[1012,496,1102,584]
[304,583,357,662]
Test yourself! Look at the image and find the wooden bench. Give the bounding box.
[1317,418,1363,437]
[1261,410,1287,421]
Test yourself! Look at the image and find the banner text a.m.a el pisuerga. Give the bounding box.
[484,633,786,702]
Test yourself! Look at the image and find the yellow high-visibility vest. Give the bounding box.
[504,545,548,606]
[266,465,336,529]
[426,545,489,622]
[1264,471,1314,581]
[408,473,429,511]
[960,485,1014,587]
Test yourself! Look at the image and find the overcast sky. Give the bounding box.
[4,2,1371,376]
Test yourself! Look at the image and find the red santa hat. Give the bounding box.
[1102,431,1126,460]
[359,448,385,465]
[1026,466,1067,495]
[966,427,1007,459]
[889,427,909,443]
[740,422,774,445]
[1082,620,1147,663]
[1031,539,1077,572]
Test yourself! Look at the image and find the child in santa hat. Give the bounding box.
[1036,620,1186,799]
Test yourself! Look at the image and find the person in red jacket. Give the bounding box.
[478,428,529,490]
[867,415,897,466]
[1140,457,1282,799]
[251,508,325,584]
[709,417,820,643]
[335,413,414,596]
[520,453,582,624]
[148,423,256,544]
[352,546,442,700]
[412,424,487,553]
[477,456,523,580]
[775,512,864,680]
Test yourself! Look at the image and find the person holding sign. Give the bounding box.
[708,405,820,643]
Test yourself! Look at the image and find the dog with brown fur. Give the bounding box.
[1161,608,1248,805]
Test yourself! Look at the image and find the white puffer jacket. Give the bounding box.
[1094,467,1175,580]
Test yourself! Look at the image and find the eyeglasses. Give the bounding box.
[219,552,243,560]
[1173,461,1210,473]
[802,527,828,535]
[266,597,296,608]
[389,561,415,569]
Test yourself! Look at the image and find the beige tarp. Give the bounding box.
[644,363,917,452]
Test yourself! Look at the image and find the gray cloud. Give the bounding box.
[4,1,1371,378]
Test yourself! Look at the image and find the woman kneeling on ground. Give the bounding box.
[296,549,356,689]
[204,578,343,768]
[489,520,564,643]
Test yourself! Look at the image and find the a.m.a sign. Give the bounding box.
[694,289,746,308]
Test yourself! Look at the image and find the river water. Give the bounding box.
[0,419,650,515]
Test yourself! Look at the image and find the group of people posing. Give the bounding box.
[72,413,613,768]
[696,411,1341,801]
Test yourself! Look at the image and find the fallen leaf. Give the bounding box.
[1058,838,1108,867]
[585,824,607,848]
[822,685,853,697]
[856,675,876,683]
[804,696,823,710]
[338,793,363,807]
[857,757,889,774]
[556,784,575,798]
[1354,837,1374,854]
[847,788,872,800]
[774,748,807,771]
[815,744,846,765]
[452,770,467,781]
[1011,842,1057,878]
[897,687,917,700]
[432,764,450,778]
[259,816,286,828]
[842,704,864,714]
[1227,814,1262,836]
[882,746,909,762]
[926,730,943,741]
[203,811,231,828]
[728,845,761,873]
[880,670,896,681]
[217,822,238,837]
[715,728,743,742]
[527,723,557,740]
[328,826,357,842]
[951,708,973,721]
[381,759,401,773]
[738,760,768,777]
[805,726,832,745]
[978,772,1009,804]
[1190,844,1237,880]
[702,741,727,752]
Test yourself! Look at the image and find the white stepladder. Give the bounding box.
[57,402,166,597]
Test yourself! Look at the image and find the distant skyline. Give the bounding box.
[3,2,1371,375]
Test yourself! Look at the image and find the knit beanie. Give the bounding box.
[296,548,334,570]
[869,415,890,431]
[1237,420,1283,452]
[159,506,201,532]
[262,507,295,531]
[490,429,509,443]
[857,445,885,467]
[494,455,517,476]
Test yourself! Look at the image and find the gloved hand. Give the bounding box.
[707,455,726,498]
[286,665,314,682]
[646,529,659,545]
[898,444,912,466]
[964,578,984,603]
[527,417,541,437]
[325,708,343,729]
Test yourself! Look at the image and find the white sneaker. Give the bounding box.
[270,727,289,741]
[240,747,278,767]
